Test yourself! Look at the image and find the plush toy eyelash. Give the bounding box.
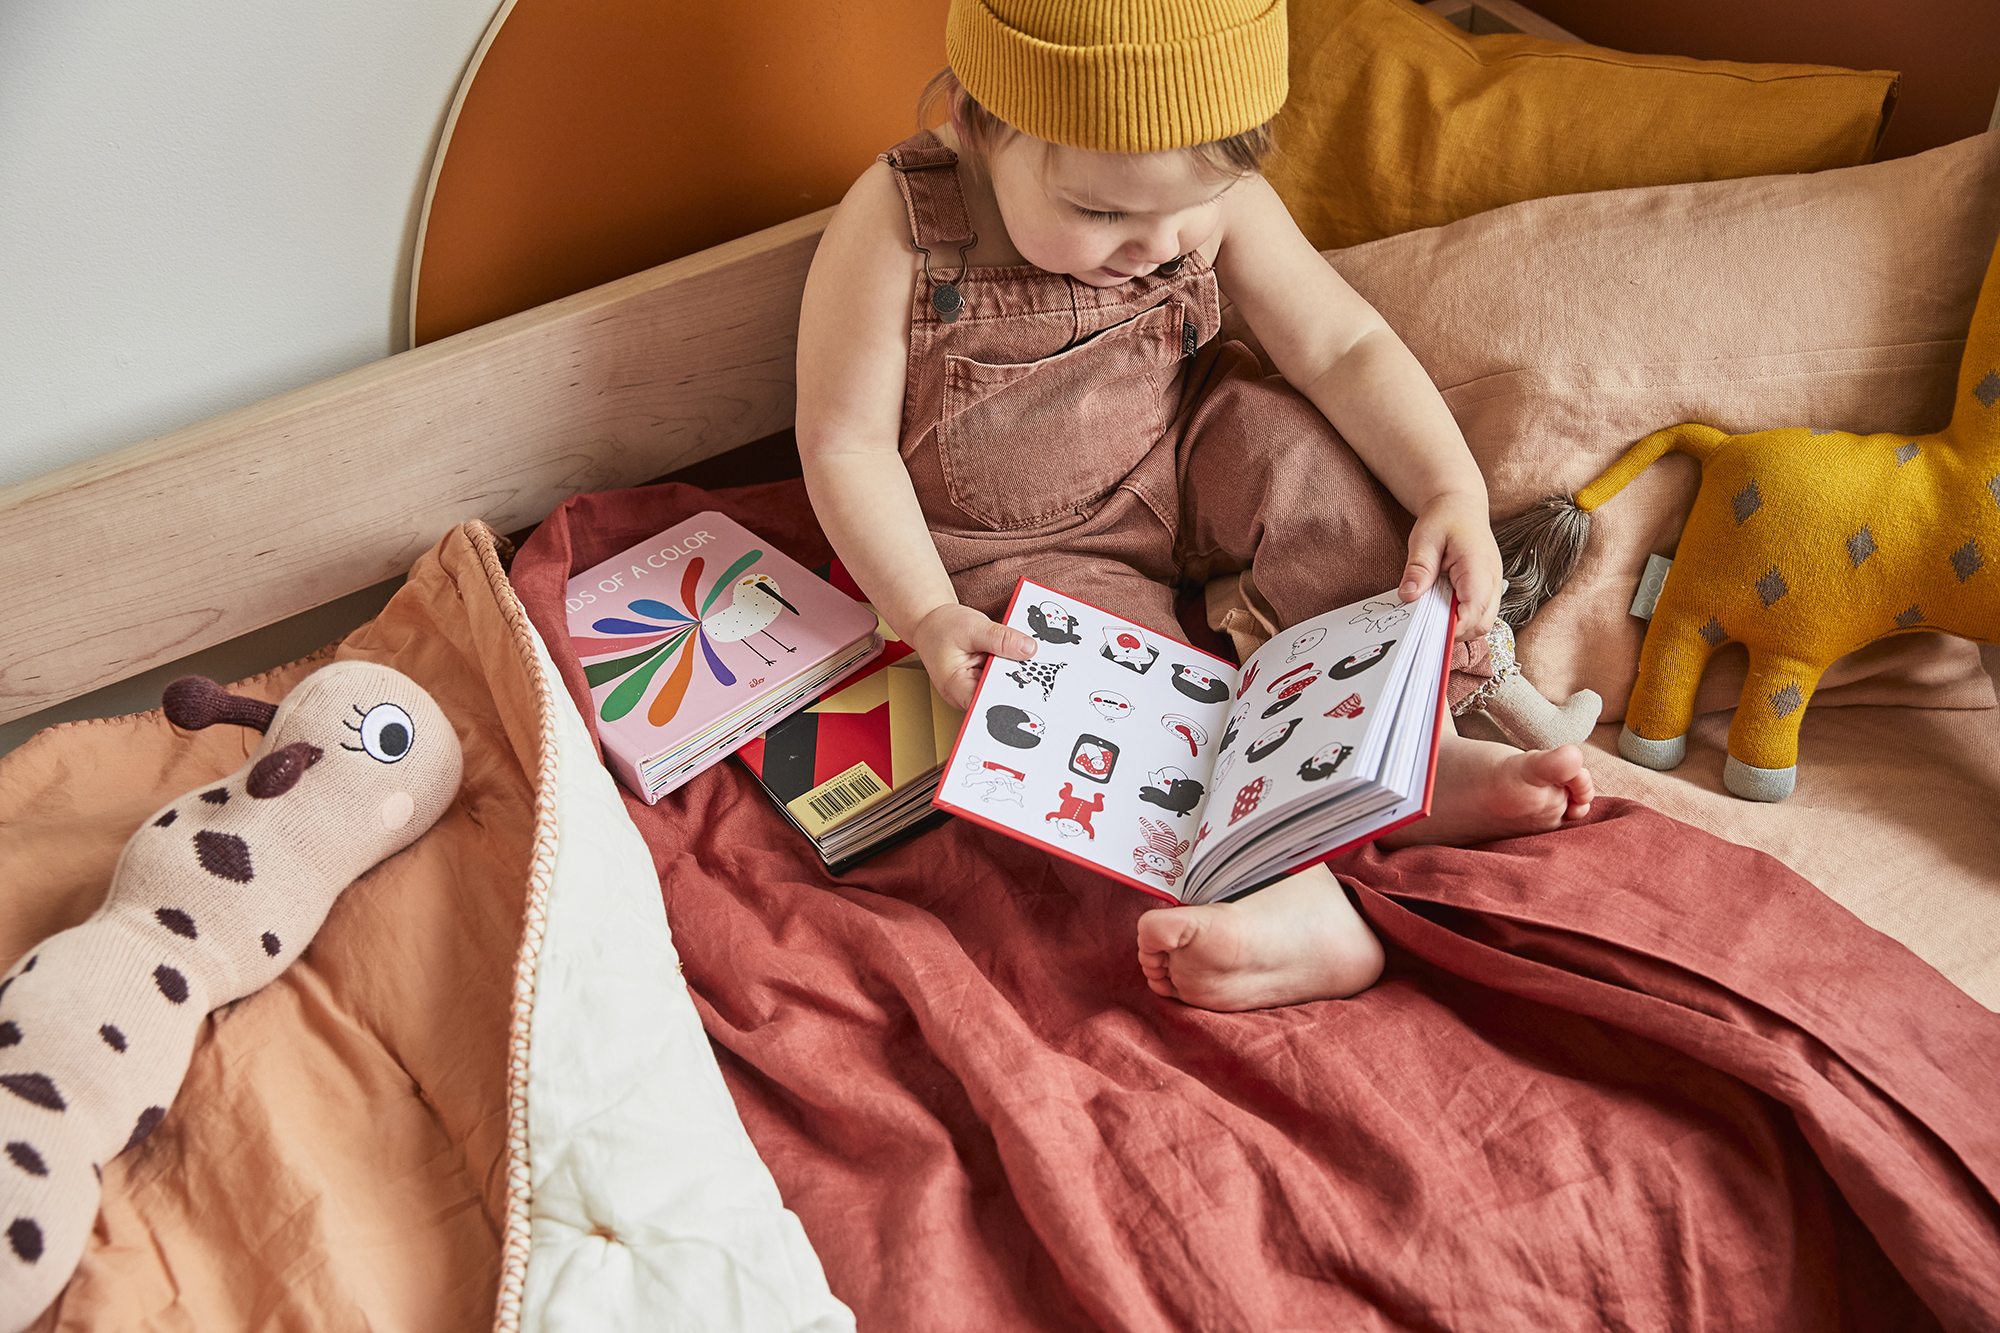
[341,701,417,763]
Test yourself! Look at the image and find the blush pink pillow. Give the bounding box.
[1319,131,2000,721]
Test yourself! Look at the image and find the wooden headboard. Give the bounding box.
[0,210,833,727]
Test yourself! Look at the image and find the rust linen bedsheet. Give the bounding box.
[510,481,2000,1332]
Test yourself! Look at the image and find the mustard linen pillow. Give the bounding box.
[1269,0,1901,250]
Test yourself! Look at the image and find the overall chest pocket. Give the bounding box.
[937,300,1186,531]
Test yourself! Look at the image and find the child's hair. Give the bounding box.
[919,67,1275,179]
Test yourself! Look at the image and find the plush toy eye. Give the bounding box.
[344,702,415,763]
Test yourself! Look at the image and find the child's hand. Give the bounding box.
[910,602,1038,712]
[1400,494,1502,641]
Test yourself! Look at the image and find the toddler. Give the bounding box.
[797,0,1593,1011]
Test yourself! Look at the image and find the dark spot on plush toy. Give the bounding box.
[100,1024,127,1052]
[124,1106,168,1154]
[0,1073,65,1112]
[261,932,281,957]
[155,908,198,939]
[200,787,230,805]
[154,809,178,828]
[1977,370,2000,409]
[0,979,9,1004]
[247,741,323,799]
[194,829,254,883]
[154,965,190,1004]
[1731,481,1762,525]
[22,957,34,973]
[6,1216,42,1263]
[0,1022,18,1048]
[5,1142,47,1177]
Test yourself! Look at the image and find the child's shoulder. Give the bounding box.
[822,157,919,261]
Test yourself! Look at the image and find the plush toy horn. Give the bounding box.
[161,676,279,733]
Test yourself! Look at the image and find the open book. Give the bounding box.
[933,578,1455,905]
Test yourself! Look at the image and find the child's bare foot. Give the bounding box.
[1378,732,1593,850]
[1136,864,1385,1011]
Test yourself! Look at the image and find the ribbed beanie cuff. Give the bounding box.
[947,0,1289,152]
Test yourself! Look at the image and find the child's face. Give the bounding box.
[986,135,1237,287]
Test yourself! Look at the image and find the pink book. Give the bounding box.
[563,511,882,803]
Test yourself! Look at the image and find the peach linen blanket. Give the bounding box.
[3,482,1999,1329]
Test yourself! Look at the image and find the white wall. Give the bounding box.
[0,0,503,489]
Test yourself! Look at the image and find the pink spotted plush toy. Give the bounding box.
[0,661,462,1330]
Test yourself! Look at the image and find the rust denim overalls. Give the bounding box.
[884,131,1431,648]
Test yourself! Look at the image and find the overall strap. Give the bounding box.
[880,131,976,248]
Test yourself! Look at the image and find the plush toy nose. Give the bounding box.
[247,742,324,799]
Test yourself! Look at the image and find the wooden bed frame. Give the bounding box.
[0,210,833,731]
[0,0,1583,740]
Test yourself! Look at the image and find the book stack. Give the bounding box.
[736,561,963,872]
[564,512,882,804]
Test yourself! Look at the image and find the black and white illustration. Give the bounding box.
[959,753,1028,804]
[1220,702,1249,752]
[1348,599,1414,635]
[1007,659,1066,700]
[1262,667,1316,718]
[1138,766,1204,817]
[1297,742,1354,782]
[1160,713,1207,759]
[1068,734,1121,785]
[985,704,1046,749]
[1327,641,1395,681]
[1169,663,1229,705]
[1100,625,1160,674]
[1287,627,1326,662]
[1245,717,1301,763]
[1026,600,1083,645]
[1088,689,1134,723]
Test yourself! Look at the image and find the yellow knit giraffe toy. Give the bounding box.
[1499,231,2000,801]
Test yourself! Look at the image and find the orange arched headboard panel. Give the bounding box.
[412,0,950,347]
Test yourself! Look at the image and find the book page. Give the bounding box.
[1182,585,1450,894]
[934,580,1237,900]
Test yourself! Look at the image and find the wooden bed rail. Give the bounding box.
[0,209,833,725]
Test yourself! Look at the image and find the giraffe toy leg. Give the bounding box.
[1720,648,1826,802]
[1617,610,1727,772]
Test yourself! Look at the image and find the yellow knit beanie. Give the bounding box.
[946,0,1289,153]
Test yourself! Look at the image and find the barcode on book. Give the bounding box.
[786,761,890,837]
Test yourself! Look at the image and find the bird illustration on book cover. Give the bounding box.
[573,549,801,728]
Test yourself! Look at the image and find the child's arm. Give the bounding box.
[796,162,1037,709]
[1211,175,1502,638]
